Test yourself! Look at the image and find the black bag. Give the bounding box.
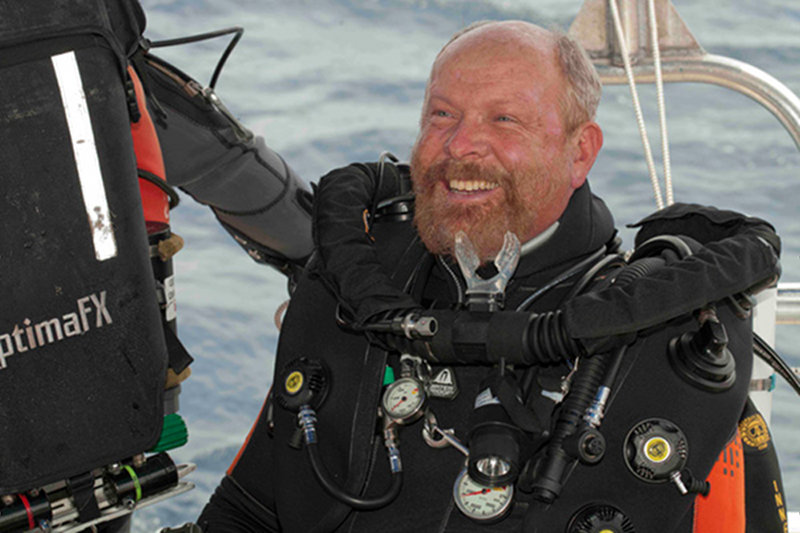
[0,0,167,493]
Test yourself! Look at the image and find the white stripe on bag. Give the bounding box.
[51,50,118,261]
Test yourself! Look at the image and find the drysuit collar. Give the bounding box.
[512,181,615,278]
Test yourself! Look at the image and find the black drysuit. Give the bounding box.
[198,169,782,532]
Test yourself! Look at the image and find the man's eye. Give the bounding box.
[433,110,452,118]
[496,115,513,122]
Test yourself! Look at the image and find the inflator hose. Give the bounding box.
[306,443,402,510]
[564,232,779,343]
[359,221,779,369]
[531,352,608,503]
[531,252,673,503]
[382,309,583,366]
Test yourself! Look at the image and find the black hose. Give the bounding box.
[611,256,664,288]
[370,152,399,227]
[563,252,627,302]
[515,247,607,311]
[149,27,244,89]
[306,443,402,510]
[530,250,669,503]
[531,353,607,503]
[753,333,800,396]
[526,310,584,364]
[367,308,584,366]
[600,346,626,390]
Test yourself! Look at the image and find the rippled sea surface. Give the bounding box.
[134,1,800,529]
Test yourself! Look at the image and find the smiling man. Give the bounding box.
[412,21,602,261]
[195,19,777,533]
[197,20,618,533]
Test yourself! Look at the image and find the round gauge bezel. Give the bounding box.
[381,376,426,424]
[452,467,514,523]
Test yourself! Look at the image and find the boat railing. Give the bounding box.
[571,0,800,151]
[778,283,800,324]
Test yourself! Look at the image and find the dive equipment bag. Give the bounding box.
[0,0,168,495]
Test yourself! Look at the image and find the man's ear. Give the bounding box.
[569,121,603,189]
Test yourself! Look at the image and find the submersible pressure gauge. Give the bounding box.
[453,467,514,523]
[381,377,426,424]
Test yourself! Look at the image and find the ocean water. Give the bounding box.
[133,0,800,530]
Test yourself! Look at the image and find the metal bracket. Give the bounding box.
[569,0,800,150]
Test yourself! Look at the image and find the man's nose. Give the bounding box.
[444,118,489,160]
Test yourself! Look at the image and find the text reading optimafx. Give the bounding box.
[0,291,112,369]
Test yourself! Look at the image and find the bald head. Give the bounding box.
[428,20,601,132]
[436,20,558,63]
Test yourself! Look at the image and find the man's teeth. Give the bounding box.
[448,180,499,192]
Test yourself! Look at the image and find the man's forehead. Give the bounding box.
[429,22,559,87]
[435,21,556,69]
[427,79,547,112]
[427,31,561,99]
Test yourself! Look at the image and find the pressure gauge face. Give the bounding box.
[381,377,426,424]
[453,467,513,523]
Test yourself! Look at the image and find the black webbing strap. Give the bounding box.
[163,324,193,374]
[66,471,101,522]
[492,375,543,433]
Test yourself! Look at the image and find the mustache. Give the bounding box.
[414,160,513,190]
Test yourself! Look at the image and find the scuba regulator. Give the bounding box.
[275,357,404,510]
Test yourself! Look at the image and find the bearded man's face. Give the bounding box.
[410,33,579,261]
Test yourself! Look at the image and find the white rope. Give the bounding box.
[608,0,664,210]
[648,0,674,205]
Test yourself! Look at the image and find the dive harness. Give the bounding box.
[303,226,781,518]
